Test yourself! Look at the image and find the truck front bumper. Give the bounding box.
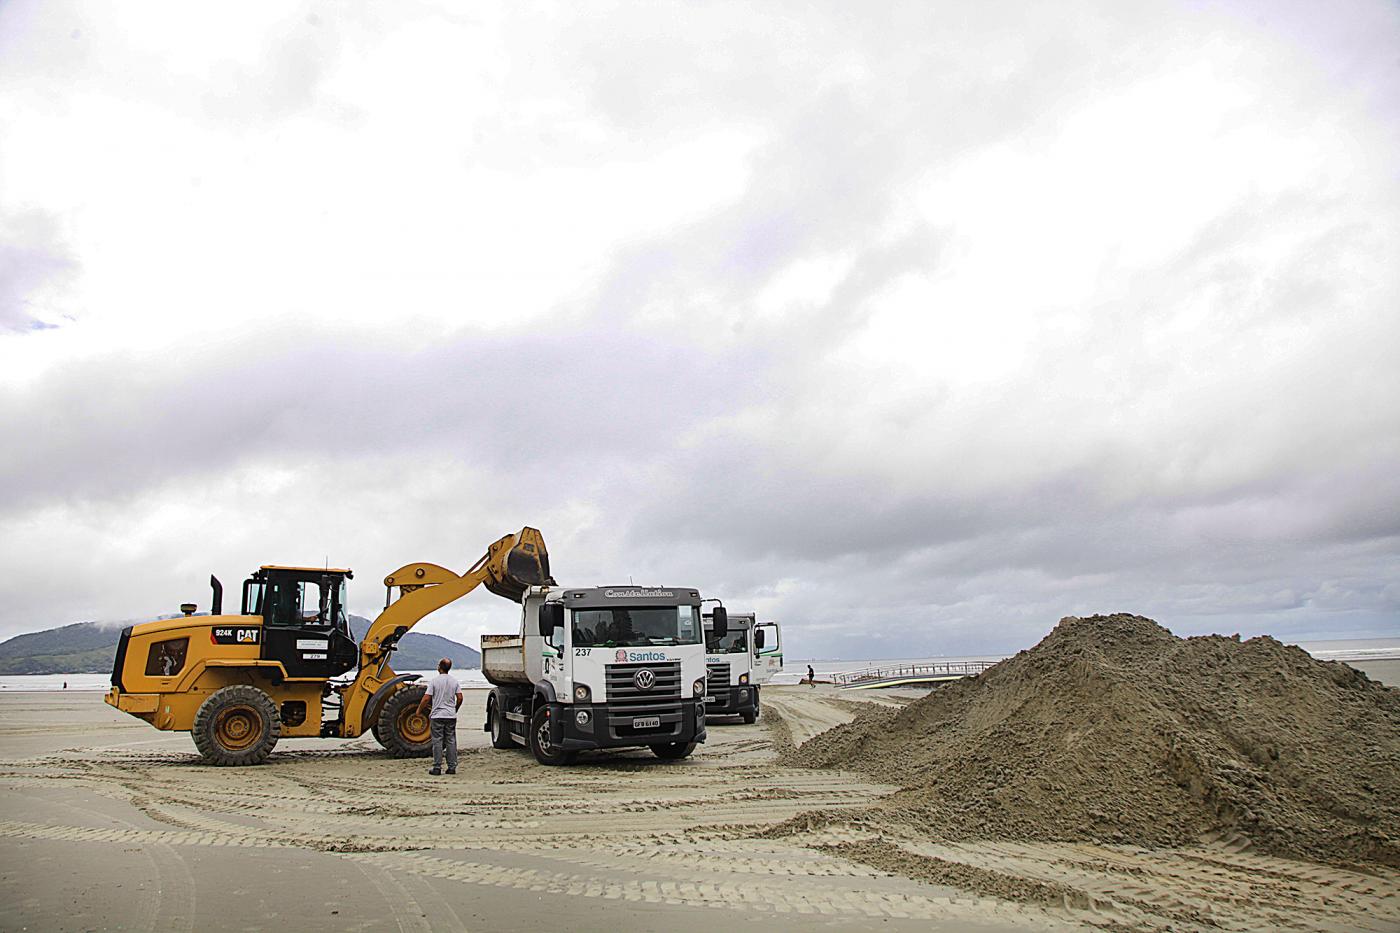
[550,698,706,750]
[704,685,757,716]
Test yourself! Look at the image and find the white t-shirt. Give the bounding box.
[424,673,461,719]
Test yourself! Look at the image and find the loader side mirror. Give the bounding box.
[755,628,765,650]
[538,603,564,637]
[710,606,727,638]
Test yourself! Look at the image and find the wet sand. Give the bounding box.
[1,687,1397,932]
[1349,657,1400,686]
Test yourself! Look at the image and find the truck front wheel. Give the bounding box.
[377,685,432,758]
[651,741,696,761]
[529,706,576,766]
[192,685,281,766]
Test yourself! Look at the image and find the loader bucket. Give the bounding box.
[484,527,556,603]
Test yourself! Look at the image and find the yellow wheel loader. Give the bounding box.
[105,528,553,765]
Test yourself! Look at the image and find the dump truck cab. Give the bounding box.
[704,612,756,722]
[702,612,782,723]
[482,585,716,764]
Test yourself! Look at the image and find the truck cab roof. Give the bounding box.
[526,585,703,608]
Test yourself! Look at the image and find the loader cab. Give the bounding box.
[243,566,360,679]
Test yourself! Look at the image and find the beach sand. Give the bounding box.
[1,686,1397,932]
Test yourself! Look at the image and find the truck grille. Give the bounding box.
[605,662,682,732]
[706,661,731,709]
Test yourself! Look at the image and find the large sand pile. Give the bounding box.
[793,614,1400,865]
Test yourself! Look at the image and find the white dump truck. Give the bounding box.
[702,612,783,723]
[482,585,722,764]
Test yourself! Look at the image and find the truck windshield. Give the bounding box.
[572,606,702,648]
[706,628,749,654]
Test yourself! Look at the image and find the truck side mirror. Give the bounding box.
[711,606,727,638]
[755,628,765,650]
[538,603,564,637]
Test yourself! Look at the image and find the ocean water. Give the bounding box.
[5,637,1397,692]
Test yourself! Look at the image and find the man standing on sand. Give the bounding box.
[807,664,816,688]
[417,658,462,776]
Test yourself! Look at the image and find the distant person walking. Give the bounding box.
[807,665,816,688]
[417,658,462,775]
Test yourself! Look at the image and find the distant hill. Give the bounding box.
[0,616,480,676]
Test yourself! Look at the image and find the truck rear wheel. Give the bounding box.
[192,685,281,766]
[488,696,515,749]
[377,685,432,758]
[529,706,576,765]
[650,741,696,761]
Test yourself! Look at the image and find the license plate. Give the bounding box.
[703,696,715,704]
[632,717,661,729]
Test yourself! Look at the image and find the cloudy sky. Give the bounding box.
[2,0,1397,659]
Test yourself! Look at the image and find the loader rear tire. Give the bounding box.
[192,685,280,766]
[529,706,576,766]
[377,685,432,758]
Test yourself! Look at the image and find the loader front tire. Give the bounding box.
[192,685,281,766]
[377,685,432,758]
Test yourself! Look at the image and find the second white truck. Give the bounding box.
[702,612,783,723]
[482,586,722,764]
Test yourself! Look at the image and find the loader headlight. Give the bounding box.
[693,678,705,697]
[738,673,749,685]
[573,684,591,702]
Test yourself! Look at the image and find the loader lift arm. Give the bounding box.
[336,527,553,738]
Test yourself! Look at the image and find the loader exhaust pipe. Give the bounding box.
[210,575,223,616]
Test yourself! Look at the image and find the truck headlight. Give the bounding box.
[575,709,590,726]
[574,684,591,702]
[693,678,705,697]
[738,673,749,685]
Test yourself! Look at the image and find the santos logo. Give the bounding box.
[614,649,669,662]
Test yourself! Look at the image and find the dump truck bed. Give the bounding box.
[481,634,531,686]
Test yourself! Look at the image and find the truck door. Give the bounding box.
[754,622,782,684]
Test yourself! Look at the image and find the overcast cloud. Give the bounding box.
[1,0,1397,658]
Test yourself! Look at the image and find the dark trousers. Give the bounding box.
[431,717,458,770]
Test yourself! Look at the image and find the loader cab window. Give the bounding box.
[259,573,352,636]
[266,577,332,627]
[241,581,265,616]
[335,579,350,632]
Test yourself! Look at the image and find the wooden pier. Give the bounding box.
[832,659,997,689]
